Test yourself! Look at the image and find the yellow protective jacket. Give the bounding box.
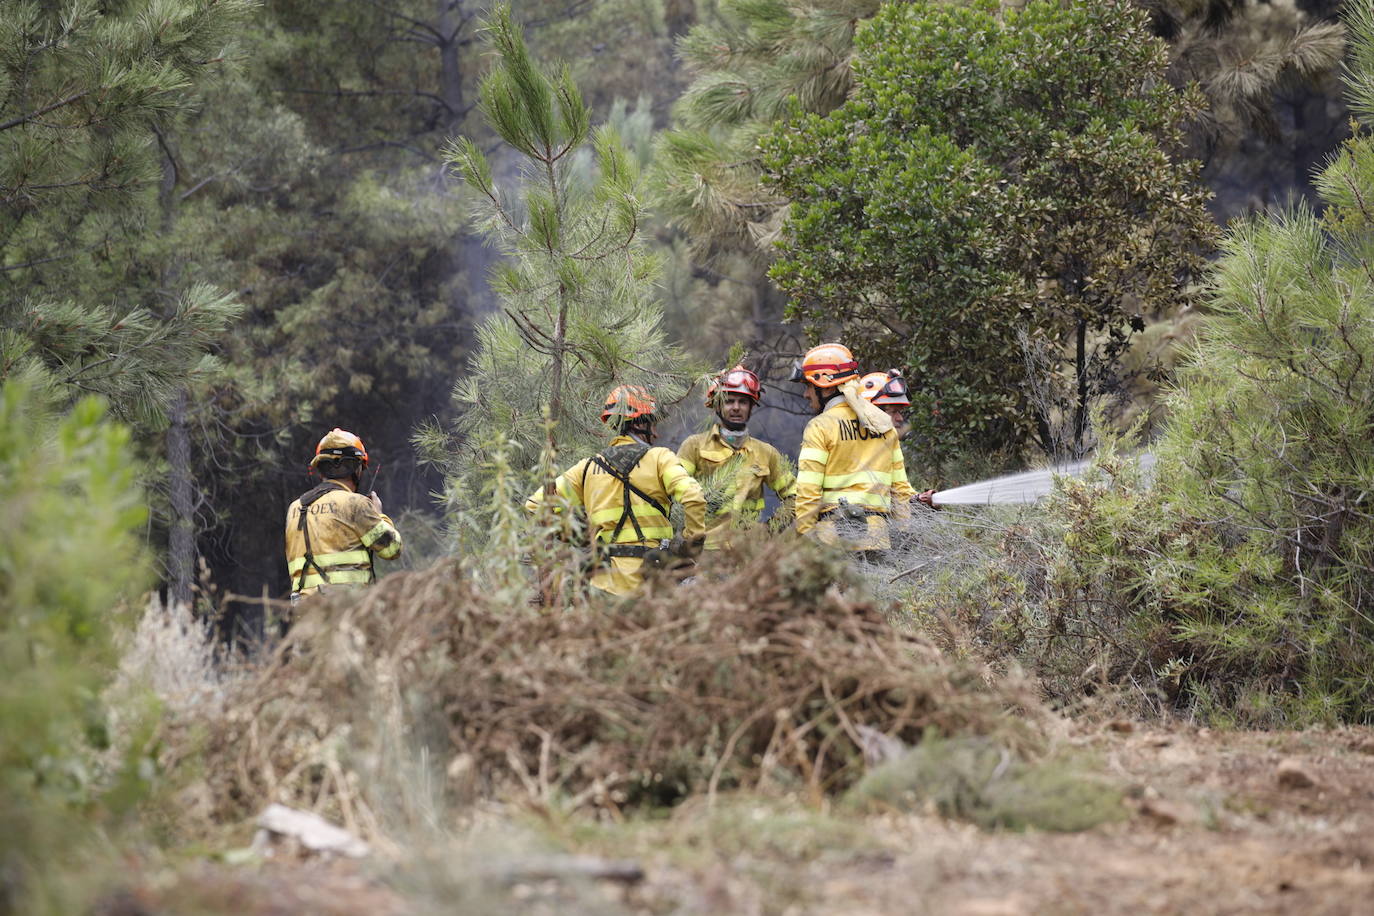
[794,399,912,550]
[526,435,706,596]
[285,481,403,596]
[677,426,795,550]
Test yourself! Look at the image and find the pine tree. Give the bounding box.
[0,0,251,423]
[1153,0,1345,141]
[1151,0,1349,221]
[652,0,877,253]
[1061,0,1374,722]
[428,4,693,520]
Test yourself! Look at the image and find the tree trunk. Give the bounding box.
[160,137,195,608]
[545,149,567,464]
[437,0,498,315]
[546,281,568,465]
[167,388,196,608]
[664,0,697,42]
[436,0,465,136]
[1073,316,1088,458]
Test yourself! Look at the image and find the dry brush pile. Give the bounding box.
[165,540,1051,834]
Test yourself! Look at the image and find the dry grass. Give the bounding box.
[164,538,1052,836]
[114,596,226,718]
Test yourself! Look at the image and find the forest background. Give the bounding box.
[8,1,1374,913]
[0,0,1353,631]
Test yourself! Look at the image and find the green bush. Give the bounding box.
[924,438,1374,725]
[0,381,152,913]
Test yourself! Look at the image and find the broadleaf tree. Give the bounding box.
[760,0,1216,465]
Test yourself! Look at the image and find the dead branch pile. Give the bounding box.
[174,539,1049,828]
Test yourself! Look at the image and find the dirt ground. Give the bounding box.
[126,724,1374,915]
[621,724,1374,916]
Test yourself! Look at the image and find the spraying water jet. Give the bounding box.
[931,453,1156,506]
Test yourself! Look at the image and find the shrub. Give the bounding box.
[1022,0,1374,722]
[0,381,152,913]
[909,0,1374,725]
[848,734,1125,832]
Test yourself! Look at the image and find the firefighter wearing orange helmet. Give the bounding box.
[791,344,910,550]
[525,385,706,595]
[677,365,795,550]
[860,370,938,510]
[285,428,403,602]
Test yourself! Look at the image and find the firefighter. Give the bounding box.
[285,428,403,603]
[791,344,906,551]
[677,364,796,550]
[525,385,706,596]
[860,369,914,438]
[860,369,938,511]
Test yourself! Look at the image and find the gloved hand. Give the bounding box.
[669,533,705,559]
[916,488,939,510]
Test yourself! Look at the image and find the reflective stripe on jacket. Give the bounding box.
[285,482,402,596]
[794,400,904,550]
[677,426,795,550]
[526,435,706,596]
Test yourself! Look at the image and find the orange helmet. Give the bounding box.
[860,370,911,407]
[790,342,859,388]
[705,364,763,407]
[310,428,368,468]
[600,384,657,425]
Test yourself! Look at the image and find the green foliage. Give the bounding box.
[848,735,1125,833]
[433,4,695,508]
[761,0,1214,465]
[0,0,256,218]
[1058,0,1374,719]
[931,19,1374,717]
[0,381,152,913]
[2,284,241,425]
[654,0,877,251]
[0,0,252,425]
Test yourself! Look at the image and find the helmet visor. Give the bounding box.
[878,375,909,401]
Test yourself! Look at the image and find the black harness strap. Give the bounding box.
[293,482,380,592]
[581,444,667,544]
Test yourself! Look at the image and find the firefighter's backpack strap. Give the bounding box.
[294,482,337,592]
[586,444,667,543]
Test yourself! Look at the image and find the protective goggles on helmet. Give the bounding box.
[707,365,764,406]
[873,372,909,404]
[310,428,369,467]
[793,343,860,388]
